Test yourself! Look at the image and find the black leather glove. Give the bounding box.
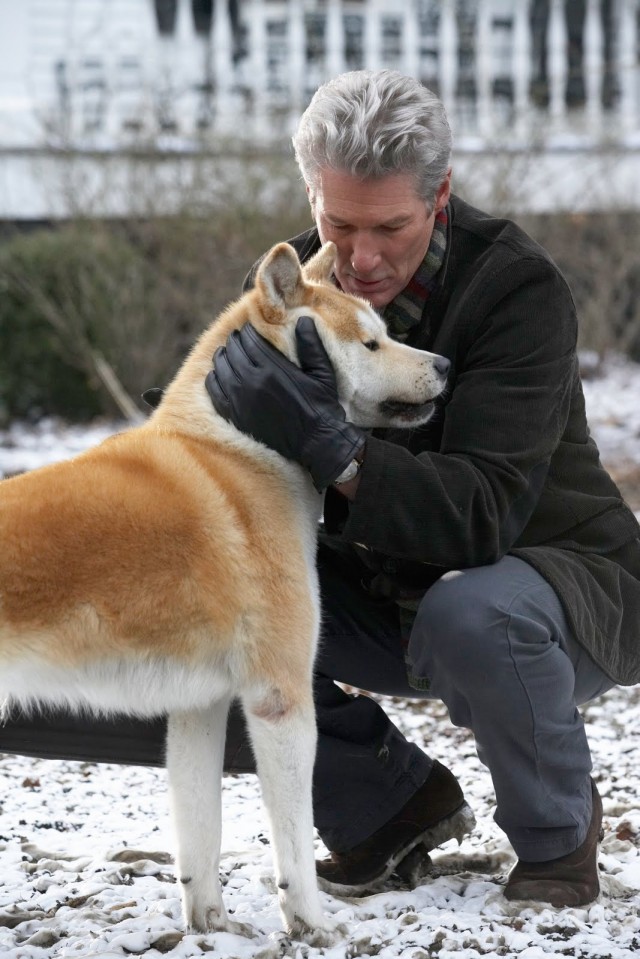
[205,315,365,492]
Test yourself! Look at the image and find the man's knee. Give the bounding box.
[417,567,492,628]
[409,561,533,682]
[408,557,568,686]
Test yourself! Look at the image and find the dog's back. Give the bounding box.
[0,423,317,718]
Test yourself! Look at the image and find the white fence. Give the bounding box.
[0,0,639,216]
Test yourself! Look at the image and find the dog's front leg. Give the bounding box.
[243,694,343,947]
[166,699,254,937]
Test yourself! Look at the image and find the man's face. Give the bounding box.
[310,167,451,310]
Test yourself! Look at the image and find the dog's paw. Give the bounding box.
[187,905,256,938]
[287,917,347,947]
[217,917,256,939]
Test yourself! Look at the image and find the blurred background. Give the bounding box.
[0,0,639,424]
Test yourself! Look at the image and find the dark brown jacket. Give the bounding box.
[254,195,640,685]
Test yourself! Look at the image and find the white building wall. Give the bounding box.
[0,0,639,216]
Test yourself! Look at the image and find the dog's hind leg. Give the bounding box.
[166,698,254,937]
[243,690,341,946]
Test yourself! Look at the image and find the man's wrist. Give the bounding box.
[332,449,365,499]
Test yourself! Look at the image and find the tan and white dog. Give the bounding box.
[0,242,448,944]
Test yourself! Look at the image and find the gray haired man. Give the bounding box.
[206,69,640,906]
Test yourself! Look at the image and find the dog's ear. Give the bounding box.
[302,242,337,283]
[255,243,305,321]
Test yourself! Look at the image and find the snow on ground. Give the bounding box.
[0,355,640,959]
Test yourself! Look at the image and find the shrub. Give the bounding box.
[0,224,167,423]
[0,179,311,424]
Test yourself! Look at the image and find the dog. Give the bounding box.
[0,241,449,944]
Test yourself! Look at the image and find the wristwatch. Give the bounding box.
[333,457,362,486]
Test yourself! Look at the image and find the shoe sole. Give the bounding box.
[317,801,476,897]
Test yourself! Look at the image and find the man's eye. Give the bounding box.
[363,340,380,352]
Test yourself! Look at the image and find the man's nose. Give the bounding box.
[350,234,382,275]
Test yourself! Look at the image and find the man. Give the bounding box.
[2,69,639,907]
[204,69,640,906]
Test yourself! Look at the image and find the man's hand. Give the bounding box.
[205,315,365,492]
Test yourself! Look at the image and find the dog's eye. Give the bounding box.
[363,340,379,352]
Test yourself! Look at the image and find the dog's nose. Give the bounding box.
[434,355,451,377]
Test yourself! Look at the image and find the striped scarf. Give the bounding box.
[383,207,448,340]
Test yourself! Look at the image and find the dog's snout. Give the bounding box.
[434,355,451,377]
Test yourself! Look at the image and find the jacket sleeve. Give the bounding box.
[339,257,578,568]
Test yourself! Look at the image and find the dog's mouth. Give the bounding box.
[378,399,436,422]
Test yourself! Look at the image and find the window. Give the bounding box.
[154,0,178,36]
[191,0,212,36]
[344,14,364,70]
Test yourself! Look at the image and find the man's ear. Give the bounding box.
[306,181,318,222]
[434,168,452,214]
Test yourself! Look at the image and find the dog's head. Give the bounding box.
[248,242,449,429]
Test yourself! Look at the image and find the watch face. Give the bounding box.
[335,459,359,484]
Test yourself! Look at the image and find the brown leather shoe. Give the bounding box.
[504,779,604,907]
[316,760,475,894]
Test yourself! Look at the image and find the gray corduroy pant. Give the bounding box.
[313,550,615,862]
